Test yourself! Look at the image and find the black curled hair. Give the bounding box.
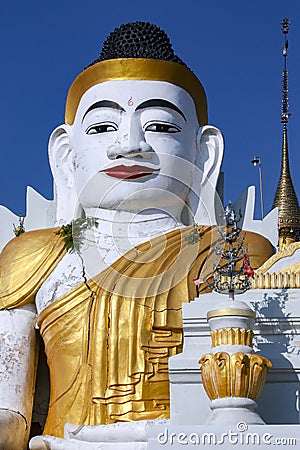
[88,21,187,68]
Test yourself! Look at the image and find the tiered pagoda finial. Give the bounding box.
[272,18,300,250]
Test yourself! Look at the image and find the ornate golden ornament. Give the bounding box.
[251,271,300,289]
[210,328,254,347]
[272,128,300,249]
[199,352,272,401]
[65,58,208,125]
[249,240,300,289]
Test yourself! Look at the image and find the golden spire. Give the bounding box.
[272,18,300,250]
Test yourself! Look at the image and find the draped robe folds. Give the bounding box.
[0,226,274,438]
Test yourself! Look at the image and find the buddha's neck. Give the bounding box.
[84,207,184,241]
[75,207,185,271]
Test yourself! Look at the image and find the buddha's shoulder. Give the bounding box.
[189,225,275,270]
[192,225,274,256]
[0,228,65,264]
[242,229,275,261]
[0,228,65,281]
[0,228,67,309]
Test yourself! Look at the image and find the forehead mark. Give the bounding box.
[128,96,133,106]
[81,100,125,123]
[135,99,186,121]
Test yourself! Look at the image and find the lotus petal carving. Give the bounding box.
[199,352,272,400]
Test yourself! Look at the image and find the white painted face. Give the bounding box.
[69,80,201,217]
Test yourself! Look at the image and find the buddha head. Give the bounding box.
[49,22,224,225]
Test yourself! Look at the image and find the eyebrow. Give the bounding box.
[82,100,125,122]
[135,99,186,121]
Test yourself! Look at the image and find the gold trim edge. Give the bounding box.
[257,241,300,273]
[65,58,208,126]
[207,308,256,320]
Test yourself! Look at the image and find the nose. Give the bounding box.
[107,116,154,160]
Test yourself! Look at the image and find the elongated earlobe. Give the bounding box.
[198,126,224,186]
[48,125,81,224]
[192,125,224,225]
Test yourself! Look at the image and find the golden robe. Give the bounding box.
[0,226,274,437]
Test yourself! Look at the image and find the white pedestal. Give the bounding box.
[169,291,300,426]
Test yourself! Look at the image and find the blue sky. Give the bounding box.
[0,0,299,220]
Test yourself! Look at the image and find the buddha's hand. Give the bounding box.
[0,409,28,450]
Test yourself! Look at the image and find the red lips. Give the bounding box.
[102,165,156,179]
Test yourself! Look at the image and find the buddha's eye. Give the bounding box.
[86,122,118,134]
[144,122,181,133]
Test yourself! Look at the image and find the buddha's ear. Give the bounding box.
[48,125,80,224]
[197,125,224,187]
[193,125,224,225]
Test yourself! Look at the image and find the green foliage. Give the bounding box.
[13,216,25,237]
[185,222,201,244]
[56,217,99,252]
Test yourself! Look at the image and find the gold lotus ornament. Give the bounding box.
[199,352,272,401]
[210,327,254,347]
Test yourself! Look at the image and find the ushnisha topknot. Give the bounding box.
[65,22,208,126]
[89,21,187,67]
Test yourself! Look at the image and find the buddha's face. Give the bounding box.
[68,80,201,217]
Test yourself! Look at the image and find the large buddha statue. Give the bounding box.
[0,22,274,449]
